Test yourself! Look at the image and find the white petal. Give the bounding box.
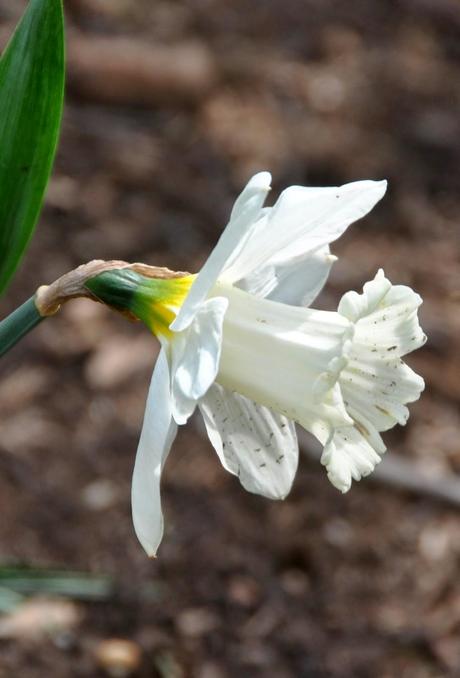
[199,383,298,499]
[230,171,271,221]
[222,180,387,301]
[132,348,178,557]
[170,296,228,425]
[237,245,336,306]
[171,172,271,332]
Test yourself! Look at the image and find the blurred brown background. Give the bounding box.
[1,0,460,676]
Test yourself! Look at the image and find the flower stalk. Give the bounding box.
[0,296,43,358]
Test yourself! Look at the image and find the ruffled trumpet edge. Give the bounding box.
[317,269,426,492]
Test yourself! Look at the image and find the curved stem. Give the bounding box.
[0,296,43,358]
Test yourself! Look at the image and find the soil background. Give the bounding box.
[1,1,460,676]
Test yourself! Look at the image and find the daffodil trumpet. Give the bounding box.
[84,172,425,557]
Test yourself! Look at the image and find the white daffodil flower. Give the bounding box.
[132,172,425,556]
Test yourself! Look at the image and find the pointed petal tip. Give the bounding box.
[134,530,159,558]
[133,527,159,558]
[249,171,272,191]
[353,178,387,204]
[135,528,160,558]
[370,179,387,199]
[373,180,388,205]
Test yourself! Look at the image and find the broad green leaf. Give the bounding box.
[0,0,65,295]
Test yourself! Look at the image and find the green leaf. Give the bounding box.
[0,567,114,602]
[0,0,65,296]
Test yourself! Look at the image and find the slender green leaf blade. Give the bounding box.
[0,0,65,295]
[0,567,114,601]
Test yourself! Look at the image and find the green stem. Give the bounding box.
[0,296,43,358]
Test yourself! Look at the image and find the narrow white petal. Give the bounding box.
[170,296,228,425]
[223,179,387,304]
[199,384,298,499]
[171,172,271,332]
[230,171,272,221]
[132,348,178,557]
